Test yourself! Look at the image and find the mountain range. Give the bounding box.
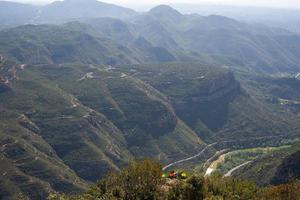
[1,0,300,199]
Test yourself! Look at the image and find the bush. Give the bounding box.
[261,180,300,200]
[184,176,205,200]
[205,175,259,200]
[49,159,300,200]
[86,159,163,200]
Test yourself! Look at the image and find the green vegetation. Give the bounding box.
[0,24,139,65]
[0,61,207,199]
[115,62,300,142]
[216,146,291,174]
[1,57,300,198]
[1,5,300,199]
[48,159,300,200]
[232,142,300,186]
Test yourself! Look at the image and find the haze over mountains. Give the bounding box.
[1,0,300,199]
[173,5,300,33]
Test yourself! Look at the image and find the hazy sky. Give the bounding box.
[12,0,300,9]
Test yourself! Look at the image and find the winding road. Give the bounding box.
[224,161,252,177]
[162,143,217,171]
[162,135,287,172]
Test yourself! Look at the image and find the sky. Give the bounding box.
[11,0,300,10]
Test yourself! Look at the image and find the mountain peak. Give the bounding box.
[62,0,98,4]
[149,5,182,17]
[41,0,137,21]
[64,0,96,2]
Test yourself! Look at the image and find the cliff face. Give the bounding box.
[115,62,299,142]
[174,71,241,133]
[116,63,243,138]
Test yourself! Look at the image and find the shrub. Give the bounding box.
[48,159,300,200]
[88,159,163,200]
[261,180,300,200]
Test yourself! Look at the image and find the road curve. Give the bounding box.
[162,135,287,171]
[163,142,217,171]
[224,161,252,177]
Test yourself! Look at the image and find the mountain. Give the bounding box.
[0,0,137,29]
[0,23,141,65]
[0,59,208,199]
[0,22,178,65]
[148,5,183,22]
[2,1,300,72]
[81,7,300,72]
[36,0,137,24]
[115,63,300,142]
[0,1,37,29]
[82,18,178,62]
[1,2,300,199]
[0,24,209,198]
[173,5,300,34]
[128,8,300,73]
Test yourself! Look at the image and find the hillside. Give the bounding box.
[1,2,300,199]
[0,22,181,65]
[130,6,300,72]
[0,58,208,199]
[0,0,137,29]
[114,63,300,142]
[1,20,300,198]
[0,24,140,65]
[273,148,300,184]
[79,5,300,72]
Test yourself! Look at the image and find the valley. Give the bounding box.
[1,0,300,199]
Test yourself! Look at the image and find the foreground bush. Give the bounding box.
[48,159,300,200]
[261,180,300,200]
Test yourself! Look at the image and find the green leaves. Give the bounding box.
[50,159,300,200]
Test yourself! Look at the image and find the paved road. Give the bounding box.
[163,143,217,171]
[224,161,252,177]
[162,135,287,171]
